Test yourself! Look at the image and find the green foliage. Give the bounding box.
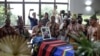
[0,4,5,26]
[41,6,53,19]
[69,32,100,56]
[0,4,17,26]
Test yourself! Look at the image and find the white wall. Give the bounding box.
[70,0,100,15]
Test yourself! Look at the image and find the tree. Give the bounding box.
[0,4,17,26]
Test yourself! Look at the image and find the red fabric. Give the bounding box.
[38,40,63,56]
[45,43,66,56]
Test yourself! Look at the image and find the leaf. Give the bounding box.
[68,33,80,42]
[69,31,100,56]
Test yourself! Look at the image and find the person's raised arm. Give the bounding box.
[28,10,31,19]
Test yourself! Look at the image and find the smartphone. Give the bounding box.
[30,9,34,11]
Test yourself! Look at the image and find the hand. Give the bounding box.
[31,33,36,37]
[30,9,34,11]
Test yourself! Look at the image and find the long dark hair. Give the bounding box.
[60,10,65,17]
[63,19,70,29]
[45,12,49,19]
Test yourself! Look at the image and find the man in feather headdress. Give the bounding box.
[67,14,84,42]
[15,16,30,39]
[0,18,17,37]
[87,14,100,41]
[67,14,84,36]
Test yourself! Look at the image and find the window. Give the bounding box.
[41,0,54,2]
[0,4,5,26]
[25,4,39,25]
[0,0,4,1]
[56,0,68,3]
[56,4,68,13]
[25,0,39,2]
[9,4,22,26]
[2,0,69,26]
[7,0,22,2]
[41,4,54,19]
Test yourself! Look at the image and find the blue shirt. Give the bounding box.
[32,36,43,45]
[28,16,38,29]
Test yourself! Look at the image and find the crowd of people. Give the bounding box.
[0,16,30,40]
[0,9,100,43]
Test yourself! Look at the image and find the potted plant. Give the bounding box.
[68,32,100,56]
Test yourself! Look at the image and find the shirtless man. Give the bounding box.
[87,15,99,41]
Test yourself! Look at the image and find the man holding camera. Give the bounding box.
[28,9,38,29]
